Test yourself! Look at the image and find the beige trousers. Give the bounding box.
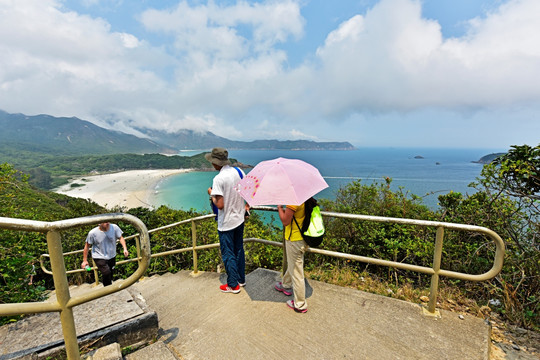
[282,239,308,310]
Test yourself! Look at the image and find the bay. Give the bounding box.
[155,148,503,212]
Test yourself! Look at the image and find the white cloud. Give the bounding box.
[140,1,303,55]
[289,129,317,140]
[310,0,540,114]
[0,0,170,121]
[118,33,140,48]
[0,0,538,148]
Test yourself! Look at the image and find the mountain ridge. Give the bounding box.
[0,110,355,154]
[139,128,356,151]
[0,110,177,155]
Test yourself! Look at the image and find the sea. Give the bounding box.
[154,148,504,213]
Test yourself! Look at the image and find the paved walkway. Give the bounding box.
[131,268,490,360]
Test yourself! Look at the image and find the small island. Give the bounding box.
[472,153,505,164]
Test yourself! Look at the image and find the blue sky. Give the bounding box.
[0,0,538,149]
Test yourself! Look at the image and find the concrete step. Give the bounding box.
[84,342,122,360]
[83,341,178,360]
[125,341,178,360]
[0,287,158,360]
[45,282,96,302]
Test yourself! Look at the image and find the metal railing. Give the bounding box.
[39,214,217,284]
[41,206,505,316]
[3,207,505,358]
[251,207,505,315]
[0,213,151,360]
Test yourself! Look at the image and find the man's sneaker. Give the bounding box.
[220,284,241,293]
[274,282,292,296]
[287,300,307,313]
[239,282,246,287]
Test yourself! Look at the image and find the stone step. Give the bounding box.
[0,288,158,360]
[125,341,178,360]
[83,341,178,360]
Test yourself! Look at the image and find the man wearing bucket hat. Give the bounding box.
[206,147,247,293]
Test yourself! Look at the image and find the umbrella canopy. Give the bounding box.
[236,157,328,206]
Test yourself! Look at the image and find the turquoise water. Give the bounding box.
[155,148,503,212]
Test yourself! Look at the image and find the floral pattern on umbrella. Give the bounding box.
[236,157,328,206]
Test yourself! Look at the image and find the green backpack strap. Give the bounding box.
[304,206,324,237]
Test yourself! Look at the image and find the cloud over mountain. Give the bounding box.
[0,0,538,148]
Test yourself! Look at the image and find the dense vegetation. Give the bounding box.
[0,150,234,189]
[0,145,538,331]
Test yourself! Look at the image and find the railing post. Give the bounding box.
[47,229,81,360]
[135,235,141,268]
[426,226,444,316]
[191,220,198,275]
[90,258,99,286]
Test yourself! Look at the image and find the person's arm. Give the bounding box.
[119,236,129,257]
[81,242,90,269]
[208,185,225,209]
[212,195,224,209]
[208,171,228,211]
[278,205,295,226]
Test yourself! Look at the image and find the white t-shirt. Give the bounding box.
[210,165,246,231]
[86,223,123,260]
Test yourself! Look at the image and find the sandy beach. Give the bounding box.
[55,169,192,210]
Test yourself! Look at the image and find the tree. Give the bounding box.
[482,144,540,203]
[467,144,539,328]
[25,167,52,189]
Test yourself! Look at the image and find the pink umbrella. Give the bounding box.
[236,157,329,206]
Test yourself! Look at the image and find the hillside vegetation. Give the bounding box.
[0,109,352,190]
[0,110,176,155]
[0,150,240,190]
[0,145,538,332]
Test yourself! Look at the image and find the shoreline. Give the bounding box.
[54,169,193,210]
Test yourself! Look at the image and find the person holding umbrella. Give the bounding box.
[206,147,247,294]
[236,157,328,312]
[276,200,311,313]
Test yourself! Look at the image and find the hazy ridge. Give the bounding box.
[0,110,355,154]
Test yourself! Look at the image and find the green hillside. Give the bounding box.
[0,149,245,190]
[0,109,351,189]
[0,110,176,155]
[0,163,108,319]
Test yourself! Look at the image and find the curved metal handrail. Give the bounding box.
[39,207,506,316]
[0,213,151,360]
[39,214,216,276]
[1,205,507,359]
[253,206,505,278]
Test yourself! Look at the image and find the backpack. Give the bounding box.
[293,197,325,247]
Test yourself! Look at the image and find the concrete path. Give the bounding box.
[131,268,490,360]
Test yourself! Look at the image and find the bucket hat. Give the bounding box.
[205,147,231,166]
